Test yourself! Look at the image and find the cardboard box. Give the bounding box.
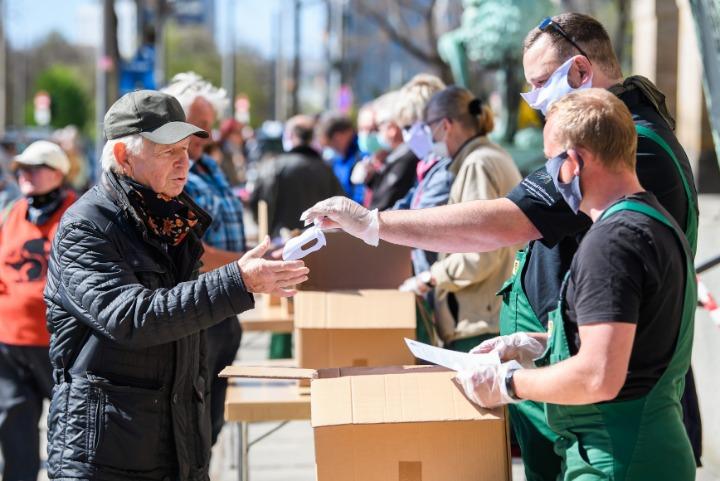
[294,290,416,369]
[221,365,511,481]
[301,231,412,291]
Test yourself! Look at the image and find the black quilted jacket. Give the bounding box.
[44,171,254,481]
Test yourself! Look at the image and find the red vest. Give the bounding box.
[0,192,76,346]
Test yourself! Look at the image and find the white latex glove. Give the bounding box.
[398,275,430,296]
[300,196,379,246]
[456,361,523,408]
[469,333,545,368]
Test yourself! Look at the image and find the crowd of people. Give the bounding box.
[0,10,707,481]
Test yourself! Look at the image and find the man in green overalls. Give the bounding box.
[301,12,702,479]
[459,88,696,480]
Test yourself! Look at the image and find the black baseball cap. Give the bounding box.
[104,90,209,144]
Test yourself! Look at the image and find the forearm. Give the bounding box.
[513,354,616,405]
[200,243,244,272]
[377,198,540,253]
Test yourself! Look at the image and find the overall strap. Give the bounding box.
[635,124,697,252]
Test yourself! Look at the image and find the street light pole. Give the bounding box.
[222,0,236,119]
[0,0,6,136]
[291,0,301,115]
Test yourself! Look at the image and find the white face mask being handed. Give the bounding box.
[521,56,593,116]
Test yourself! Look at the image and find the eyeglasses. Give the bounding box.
[538,17,592,64]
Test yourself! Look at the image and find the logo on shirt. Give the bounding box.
[5,238,50,282]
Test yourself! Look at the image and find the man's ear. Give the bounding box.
[569,55,593,88]
[114,142,130,174]
[567,148,585,175]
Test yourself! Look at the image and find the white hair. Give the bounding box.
[161,71,229,116]
[100,134,144,173]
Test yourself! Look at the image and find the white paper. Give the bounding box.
[404,338,500,371]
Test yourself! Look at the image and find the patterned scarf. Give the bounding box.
[119,175,199,246]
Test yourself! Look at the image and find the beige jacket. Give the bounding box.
[430,136,522,343]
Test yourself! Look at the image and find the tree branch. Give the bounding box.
[356,0,437,63]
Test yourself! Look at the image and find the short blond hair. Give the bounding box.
[546,88,636,171]
[373,90,400,125]
[394,74,446,127]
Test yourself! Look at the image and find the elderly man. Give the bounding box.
[302,13,700,480]
[0,141,75,481]
[44,90,308,481]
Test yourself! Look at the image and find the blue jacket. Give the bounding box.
[331,137,365,204]
[393,155,455,274]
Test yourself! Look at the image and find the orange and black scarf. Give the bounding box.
[119,175,199,246]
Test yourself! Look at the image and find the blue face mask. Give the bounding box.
[544,151,584,214]
[358,132,383,155]
[322,147,337,162]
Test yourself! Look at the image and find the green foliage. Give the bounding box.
[165,22,222,86]
[165,22,272,127]
[25,65,90,130]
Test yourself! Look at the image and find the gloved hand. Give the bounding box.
[456,361,523,408]
[300,197,380,246]
[398,275,431,296]
[470,332,545,368]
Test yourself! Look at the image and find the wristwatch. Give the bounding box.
[419,271,434,287]
[505,367,521,401]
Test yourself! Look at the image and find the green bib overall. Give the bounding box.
[538,200,696,480]
[498,125,698,481]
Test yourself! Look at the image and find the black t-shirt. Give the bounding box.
[563,193,688,400]
[506,86,697,326]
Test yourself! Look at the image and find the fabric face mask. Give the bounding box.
[521,57,593,115]
[322,147,337,162]
[402,122,434,159]
[545,151,584,214]
[358,132,383,155]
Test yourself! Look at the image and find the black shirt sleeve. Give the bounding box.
[567,222,647,326]
[506,167,592,247]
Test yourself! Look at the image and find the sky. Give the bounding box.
[5,0,327,60]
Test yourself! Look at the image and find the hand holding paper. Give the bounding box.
[456,361,523,408]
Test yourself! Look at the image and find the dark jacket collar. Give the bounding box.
[100,170,212,244]
[289,145,321,158]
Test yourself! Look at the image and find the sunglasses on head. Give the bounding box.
[538,17,592,64]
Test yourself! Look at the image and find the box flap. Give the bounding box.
[295,290,415,329]
[311,366,504,427]
[220,365,317,380]
[301,232,412,290]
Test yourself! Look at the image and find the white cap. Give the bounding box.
[13,140,71,176]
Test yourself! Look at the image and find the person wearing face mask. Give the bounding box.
[0,141,76,481]
[364,92,421,211]
[316,112,365,204]
[398,86,521,351]
[458,89,696,481]
[301,13,701,479]
[351,95,395,205]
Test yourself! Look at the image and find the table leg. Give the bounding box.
[240,421,249,481]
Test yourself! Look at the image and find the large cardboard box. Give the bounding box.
[221,365,511,481]
[301,231,412,290]
[294,289,416,369]
[293,231,416,370]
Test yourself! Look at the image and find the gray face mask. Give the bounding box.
[545,151,584,214]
